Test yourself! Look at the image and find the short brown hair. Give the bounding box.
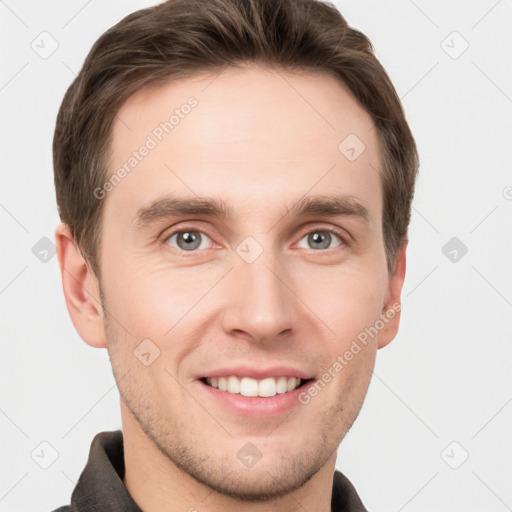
[53,0,418,278]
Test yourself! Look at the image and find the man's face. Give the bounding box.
[98,66,402,499]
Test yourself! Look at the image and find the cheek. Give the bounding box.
[103,260,223,349]
[294,263,387,349]
[103,264,205,402]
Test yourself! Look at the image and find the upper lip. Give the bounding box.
[197,365,314,380]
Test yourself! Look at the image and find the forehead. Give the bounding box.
[106,65,382,227]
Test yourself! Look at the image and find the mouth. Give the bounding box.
[196,365,316,416]
[200,376,314,398]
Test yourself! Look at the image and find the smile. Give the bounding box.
[203,376,308,397]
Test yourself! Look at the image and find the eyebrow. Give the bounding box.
[132,193,370,230]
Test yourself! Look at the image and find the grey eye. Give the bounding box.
[166,230,212,251]
[297,231,342,250]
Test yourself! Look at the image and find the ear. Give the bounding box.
[55,222,108,349]
[377,240,407,349]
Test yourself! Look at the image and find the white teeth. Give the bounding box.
[227,376,240,394]
[276,376,288,394]
[218,377,227,391]
[240,377,259,397]
[287,377,297,392]
[258,377,277,397]
[205,375,303,397]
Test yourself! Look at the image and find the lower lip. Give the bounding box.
[197,379,314,416]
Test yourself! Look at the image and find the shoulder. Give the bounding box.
[331,469,368,512]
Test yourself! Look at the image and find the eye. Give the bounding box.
[296,229,344,250]
[164,229,213,251]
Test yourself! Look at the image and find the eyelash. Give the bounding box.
[161,224,350,253]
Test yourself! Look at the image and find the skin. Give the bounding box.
[55,65,406,511]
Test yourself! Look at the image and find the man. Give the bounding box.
[52,0,418,509]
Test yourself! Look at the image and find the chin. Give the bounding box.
[182,457,323,502]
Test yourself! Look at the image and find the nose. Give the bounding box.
[220,247,299,344]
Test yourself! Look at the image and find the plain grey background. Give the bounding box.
[1,0,511,510]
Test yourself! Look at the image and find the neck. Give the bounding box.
[121,403,336,512]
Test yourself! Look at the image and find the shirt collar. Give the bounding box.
[69,430,142,511]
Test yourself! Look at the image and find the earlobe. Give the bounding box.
[55,222,108,349]
[377,240,407,349]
